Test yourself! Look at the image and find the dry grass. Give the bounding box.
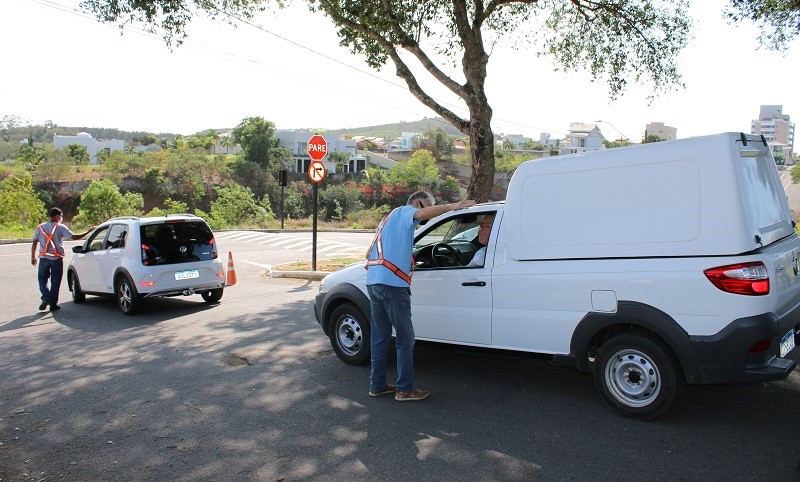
[273,257,360,272]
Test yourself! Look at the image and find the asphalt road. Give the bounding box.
[2,233,800,481]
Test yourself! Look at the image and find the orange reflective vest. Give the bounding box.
[365,209,413,284]
[38,222,64,258]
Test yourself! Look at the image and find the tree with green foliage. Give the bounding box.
[0,174,46,231]
[416,128,454,160]
[16,144,46,170]
[73,179,143,226]
[231,116,284,170]
[64,143,90,165]
[604,139,634,149]
[726,0,800,50]
[144,198,190,217]
[319,183,364,220]
[208,182,273,229]
[522,140,548,151]
[81,0,697,202]
[644,135,664,144]
[390,149,440,191]
[328,151,350,174]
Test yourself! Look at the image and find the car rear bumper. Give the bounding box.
[142,282,224,298]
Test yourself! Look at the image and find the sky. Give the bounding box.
[1,0,799,148]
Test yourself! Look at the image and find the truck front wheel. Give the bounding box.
[328,303,370,365]
[593,332,683,420]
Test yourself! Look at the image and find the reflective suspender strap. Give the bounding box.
[38,222,64,258]
[364,209,413,284]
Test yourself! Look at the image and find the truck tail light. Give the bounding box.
[704,262,769,296]
[748,338,772,353]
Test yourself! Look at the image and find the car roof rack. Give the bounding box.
[108,216,140,221]
[165,213,199,218]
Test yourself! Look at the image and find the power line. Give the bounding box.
[24,0,566,136]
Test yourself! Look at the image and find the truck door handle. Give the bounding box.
[462,281,486,287]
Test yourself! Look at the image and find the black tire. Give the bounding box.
[68,271,86,304]
[593,332,683,420]
[116,276,142,315]
[328,303,370,365]
[201,288,223,303]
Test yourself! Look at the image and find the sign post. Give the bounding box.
[307,135,328,271]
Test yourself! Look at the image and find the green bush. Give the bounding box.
[319,183,364,221]
[72,178,143,227]
[208,182,273,229]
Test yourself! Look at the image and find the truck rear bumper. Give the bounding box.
[689,309,799,384]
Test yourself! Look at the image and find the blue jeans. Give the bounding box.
[368,284,415,392]
[38,257,64,305]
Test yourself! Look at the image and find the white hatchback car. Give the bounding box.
[67,214,226,315]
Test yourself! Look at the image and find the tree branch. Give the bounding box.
[318,1,470,133]
[377,0,469,99]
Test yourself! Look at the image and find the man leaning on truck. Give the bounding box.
[365,191,474,402]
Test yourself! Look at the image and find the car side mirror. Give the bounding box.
[72,246,83,253]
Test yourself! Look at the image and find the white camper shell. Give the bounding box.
[314,133,800,420]
[504,132,794,260]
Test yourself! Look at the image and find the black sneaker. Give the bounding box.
[38,300,48,311]
[50,304,61,311]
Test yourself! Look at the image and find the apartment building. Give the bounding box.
[751,105,795,156]
[645,122,677,141]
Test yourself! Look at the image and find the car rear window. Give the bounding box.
[140,221,217,265]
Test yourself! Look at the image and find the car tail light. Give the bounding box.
[210,237,218,259]
[142,244,155,266]
[704,262,769,296]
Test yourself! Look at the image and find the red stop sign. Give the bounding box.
[307,135,328,161]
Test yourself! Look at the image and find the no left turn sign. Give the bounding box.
[308,161,326,183]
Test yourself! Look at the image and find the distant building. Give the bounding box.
[53,132,124,164]
[276,131,368,174]
[498,134,533,149]
[388,132,420,152]
[751,105,795,156]
[645,122,677,141]
[561,123,605,154]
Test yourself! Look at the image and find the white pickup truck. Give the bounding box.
[314,133,800,419]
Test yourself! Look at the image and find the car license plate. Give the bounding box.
[175,269,199,281]
[779,329,796,357]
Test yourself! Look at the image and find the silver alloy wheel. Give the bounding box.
[336,314,363,356]
[604,348,661,408]
[118,280,133,312]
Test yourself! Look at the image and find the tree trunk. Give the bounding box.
[466,109,495,203]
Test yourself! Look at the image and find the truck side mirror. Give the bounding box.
[72,246,83,253]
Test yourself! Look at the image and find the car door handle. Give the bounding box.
[462,281,486,287]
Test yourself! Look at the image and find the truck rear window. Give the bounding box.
[140,221,217,265]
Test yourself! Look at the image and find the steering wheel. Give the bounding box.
[432,243,461,267]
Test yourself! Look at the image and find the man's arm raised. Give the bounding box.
[414,199,475,221]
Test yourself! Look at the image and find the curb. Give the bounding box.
[269,270,329,281]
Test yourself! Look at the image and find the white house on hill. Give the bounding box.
[560,123,605,154]
[53,132,124,164]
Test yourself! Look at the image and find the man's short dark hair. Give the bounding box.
[49,207,63,218]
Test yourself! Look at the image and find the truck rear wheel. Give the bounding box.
[329,303,370,365]
[593,332,683,420]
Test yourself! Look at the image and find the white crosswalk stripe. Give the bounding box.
[214,230,368,257]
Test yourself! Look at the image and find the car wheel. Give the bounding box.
[68,271,86,304]
[593,332,683,420]
[116,276,141,315]
[328,303,370,365]
[201,288,223,304]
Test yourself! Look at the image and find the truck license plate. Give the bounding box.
[779,329,796,357]
[175,269,199,281]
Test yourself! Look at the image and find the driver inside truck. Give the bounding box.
[466,214,494,267]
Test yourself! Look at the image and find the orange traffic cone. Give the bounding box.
[226,251,238,286]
